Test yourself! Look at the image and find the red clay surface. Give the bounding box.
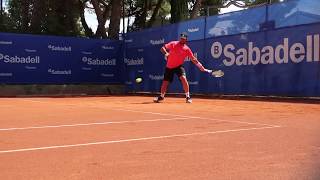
[0,96,319,180]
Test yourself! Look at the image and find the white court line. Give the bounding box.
[0,117,189,131]
[20,99,281,128]
[0,126,280,154]
[110,108,281,128]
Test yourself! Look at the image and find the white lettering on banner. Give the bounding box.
[102,46,115,50]
[0,73,13,77]
[48,45,72,52]
[188,81,199,85]
[125,81,133,85]
[315,34,319,61]
[188,27,200,33]
[48,69,72,75]
[150,39,164,45]
[211,34,320,66]
[0,41,13,45]
[81,67,92,71]
[101,73,115,77]
[149,74,164,80]
[125,39,133,43]
[82,57,116,66]
[138,49,144,52]
[81,51,92,55]
[25,49,37,53]
[124,58,144,66]
[25,66,37,70]
[0,53,40,64]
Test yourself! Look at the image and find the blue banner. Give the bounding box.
[1,0,320,97]
[0,33,123,84]
[269,0,320,28]
[205,23,320,96]
[125,24,178,48]
[205,6,266,38]
[125,22,320,97]
[177,18,205,41]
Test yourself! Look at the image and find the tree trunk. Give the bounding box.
[91,0,107,38]
[147,0,164,28]
[29,0,46,34]
[139,0,148,29]
[190,0,202,19]
[131,0,148,31]
[63,0,79,36]
[170,0,188,23]
[20,0,29,32]
[78,0,94,37]
[204,0,221,16]
[108,0,121,39]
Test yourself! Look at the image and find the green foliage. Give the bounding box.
[6,0,24,32]
[170,0,189,23]
[1,0,283,37]
[0,11,10,31]
[4,0,82,36]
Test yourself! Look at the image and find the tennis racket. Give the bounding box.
[206,69,224,78]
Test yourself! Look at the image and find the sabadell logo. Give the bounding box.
[0,53,40,64]
[188,27,200,33]
[48,45,72,52]
[211,34,320,66]
[124,58,144,66]
[82,57,116,66]
[150,39,164,45]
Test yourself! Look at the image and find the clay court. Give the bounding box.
[0,96,319,180]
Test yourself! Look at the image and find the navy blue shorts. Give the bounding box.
[163,66,186,82]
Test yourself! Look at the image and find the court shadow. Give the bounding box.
[131,101,155,104]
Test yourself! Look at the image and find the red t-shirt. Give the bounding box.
[165,41,193,68]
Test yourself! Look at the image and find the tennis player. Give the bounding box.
[154,32,210,103]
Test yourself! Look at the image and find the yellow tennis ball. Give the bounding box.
[135,77,142,83]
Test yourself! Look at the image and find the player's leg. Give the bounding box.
[177,66,192,103]
[160,80,169,98]
[154,67,173,103]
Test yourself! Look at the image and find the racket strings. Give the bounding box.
[212,70,224,77]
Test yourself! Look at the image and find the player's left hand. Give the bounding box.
[164,53,169,61]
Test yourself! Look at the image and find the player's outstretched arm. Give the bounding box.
[190,55,210,72]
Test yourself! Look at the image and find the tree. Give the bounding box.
[130,0,148,31]
[190,0,203,19]
[90,0,110,38]
[108,0,121,39]
[7,0,27,32]
[170,0,188,23]
[29,0,47,34]
[3,0,283,38]
[6,0,82,36]
[129,0,169,31]
[147,0,165,27]
[201,0,222,16]
[244,0,281,7]
[78,0,94,37]
[0,7,10,31]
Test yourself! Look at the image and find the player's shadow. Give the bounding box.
[131,101,155,104]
